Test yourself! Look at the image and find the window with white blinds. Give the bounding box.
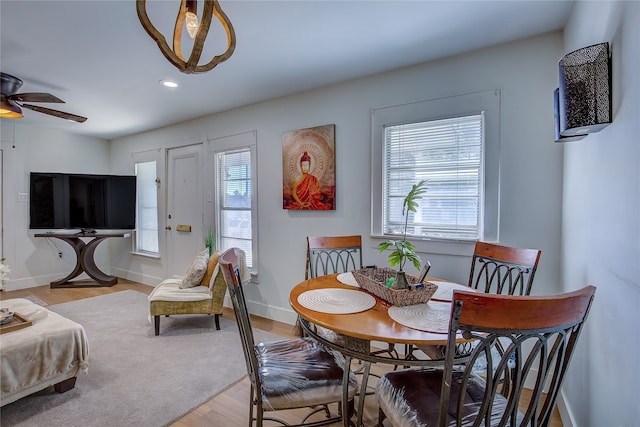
[216,147,254,268]
[383,114,484,240]
[371,90,501,250]
[134,160,159,254]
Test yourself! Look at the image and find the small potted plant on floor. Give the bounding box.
[204,228,216,256]
[378,180,427,289]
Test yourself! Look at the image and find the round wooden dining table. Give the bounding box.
[289,273,474,426]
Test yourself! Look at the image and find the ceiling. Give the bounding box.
[1,1,574,140]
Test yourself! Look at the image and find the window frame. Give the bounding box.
[209,131,259,281]
[131,149,162,258]
[371,90,501,255]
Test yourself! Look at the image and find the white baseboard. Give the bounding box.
[3,269,163,292]
[558,389,575,427]
[111,267,162,287]
[2,274,63,291]
[238,295,298,325]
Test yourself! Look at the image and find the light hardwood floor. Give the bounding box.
[1,280,562,427]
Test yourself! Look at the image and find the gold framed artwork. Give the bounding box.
[283,124,336,210]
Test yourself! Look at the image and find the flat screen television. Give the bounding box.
[29,172,136,231]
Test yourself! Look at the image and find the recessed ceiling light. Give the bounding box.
[160,79,179,88]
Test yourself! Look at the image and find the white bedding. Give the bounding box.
[0,298,89,406]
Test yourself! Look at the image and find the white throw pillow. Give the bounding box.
[179,249,210,289]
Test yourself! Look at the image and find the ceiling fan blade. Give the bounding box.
[9,92,64,103]
[21,104,87,123]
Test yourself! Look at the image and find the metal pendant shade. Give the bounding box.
[136,0,236,74]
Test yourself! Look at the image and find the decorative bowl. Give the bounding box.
[0,308,14,325]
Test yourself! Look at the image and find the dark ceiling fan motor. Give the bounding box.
[1,72,87,123]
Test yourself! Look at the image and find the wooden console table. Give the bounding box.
[34,232,131,288]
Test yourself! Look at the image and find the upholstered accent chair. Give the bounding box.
[149,250,227,336]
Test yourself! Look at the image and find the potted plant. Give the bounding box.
[204,228,216,256]
[378,180,427,289]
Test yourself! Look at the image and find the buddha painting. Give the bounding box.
[283,124,335,210]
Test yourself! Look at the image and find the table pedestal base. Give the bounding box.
[35,232,130,288]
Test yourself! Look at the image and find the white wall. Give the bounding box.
[5,25,625,423]
[561,2,640,426]
[110,32,565,323]
[0,121,112,289]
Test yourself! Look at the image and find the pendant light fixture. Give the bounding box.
[136,0,236,74]
[0,97,23,119]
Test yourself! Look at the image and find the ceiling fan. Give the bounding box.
[1,72,87,123]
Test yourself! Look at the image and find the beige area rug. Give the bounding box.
[22,294,48,306]
[0,290,282,426]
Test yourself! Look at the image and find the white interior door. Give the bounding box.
[166,144,204,277]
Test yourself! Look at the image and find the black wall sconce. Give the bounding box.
[554,42,612,142]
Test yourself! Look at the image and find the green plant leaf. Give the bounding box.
[402,179,428,215]
[378,241,395,252]
[382,179,428,271]
[204,227,216,256]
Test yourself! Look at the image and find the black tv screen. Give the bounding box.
[29,172,136,231]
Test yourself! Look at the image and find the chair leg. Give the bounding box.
[154,315,160,336]
[214,313,220,330]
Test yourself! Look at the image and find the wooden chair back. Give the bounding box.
[306,235,363,279]
[441,286,596,427]
[469,241,542,296]
[376,286,596,427]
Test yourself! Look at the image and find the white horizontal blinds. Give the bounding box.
[383,114,483,240]
[217,148,253,267]
[135,161,159,254]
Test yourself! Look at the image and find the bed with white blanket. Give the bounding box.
[0,298,89,407]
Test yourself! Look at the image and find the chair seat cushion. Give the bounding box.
[149,278,212,303]
[255,337,358,411]
[377,368,517,427]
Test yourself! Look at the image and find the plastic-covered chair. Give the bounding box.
[219,248,358,427]
[376,286,596,427]
[305,235,363,280]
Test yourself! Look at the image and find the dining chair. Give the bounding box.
[305,235,363,280]
[303,235,365,343]
[219,247,358,427]
[376,285,596,427]
[468,241,541,296]
[304,234,384,419]
[416,241,542,360]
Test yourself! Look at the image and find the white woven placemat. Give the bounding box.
[297,288,376,314]
[388,300,453,333]
[336,272,360,287]
[428,281,473,302]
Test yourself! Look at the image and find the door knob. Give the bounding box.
[165,226,172,230]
